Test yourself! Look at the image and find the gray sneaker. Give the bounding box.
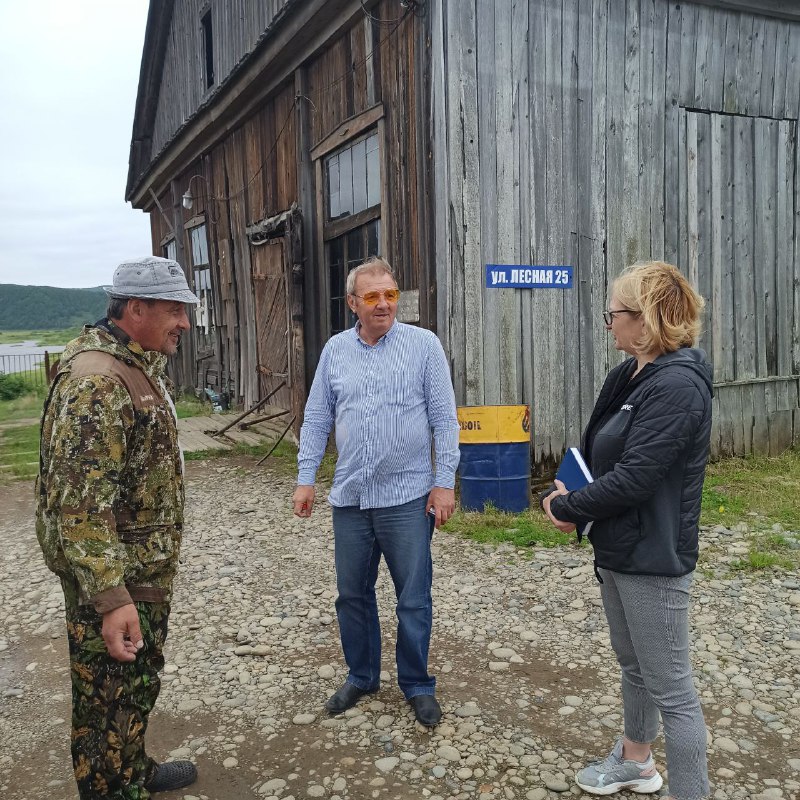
[575,739,663,795]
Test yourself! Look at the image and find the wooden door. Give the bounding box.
[251,240,292,415]
[681,110,797,385]
[679,109,798,456]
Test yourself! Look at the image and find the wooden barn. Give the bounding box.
[126,0,800,470]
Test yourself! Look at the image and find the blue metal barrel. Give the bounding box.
[457,405,531,513]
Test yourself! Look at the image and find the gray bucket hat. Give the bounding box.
[103,256,200,304]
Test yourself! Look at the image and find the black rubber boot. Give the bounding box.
[144,761,198,793]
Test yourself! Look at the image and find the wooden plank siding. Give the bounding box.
[433,0,800,467]
[148,81,300,408]
[150,0,294,158]
[136,0,800,463]
[144,1,430,423]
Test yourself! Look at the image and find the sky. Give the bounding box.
[0,1,152,288]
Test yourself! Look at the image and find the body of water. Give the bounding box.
[0,342,66,357]
[0,342,66,376]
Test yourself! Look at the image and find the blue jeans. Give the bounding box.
[331,495,435,699]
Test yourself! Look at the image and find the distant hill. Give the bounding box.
[0,284,107,330]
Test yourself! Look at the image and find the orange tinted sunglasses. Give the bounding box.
[351,288,401,305]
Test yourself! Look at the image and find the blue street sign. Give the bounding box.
[485,264,573,289]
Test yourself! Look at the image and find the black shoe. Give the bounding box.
[325,681,378,714]
[144,761,198,793]
[409,694,441,727]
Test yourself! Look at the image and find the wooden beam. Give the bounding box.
[309,103,384,161]
[686,0,800,23]
[295,67,322,381]
[322,204,381,242]
[148,188,175,236]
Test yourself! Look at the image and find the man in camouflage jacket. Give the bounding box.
[36,256,200,799]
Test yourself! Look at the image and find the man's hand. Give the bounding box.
[102,603,144,662]
[293,485,316,518]
[426,487,456,529]
[542,479,576,533]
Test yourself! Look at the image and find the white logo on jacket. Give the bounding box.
[620,404,633,411]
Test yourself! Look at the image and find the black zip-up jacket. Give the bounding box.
[550,348,713,576]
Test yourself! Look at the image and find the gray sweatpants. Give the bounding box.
[598,568,710,800]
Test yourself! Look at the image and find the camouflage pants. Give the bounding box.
[61,578,170,800]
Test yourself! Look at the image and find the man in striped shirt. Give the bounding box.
[293,257,460,727]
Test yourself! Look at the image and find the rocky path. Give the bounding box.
[1,461,799,800]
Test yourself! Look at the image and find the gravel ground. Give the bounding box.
[1,460,800,800]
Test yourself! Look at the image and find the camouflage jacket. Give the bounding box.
[36,320,184,613]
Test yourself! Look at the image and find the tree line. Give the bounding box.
[0,284,107,330]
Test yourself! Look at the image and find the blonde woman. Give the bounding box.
[543,262,712,800]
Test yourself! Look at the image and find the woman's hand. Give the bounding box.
[542,479,577,533]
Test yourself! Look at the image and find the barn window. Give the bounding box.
[162,238,177,262]
[327,219,381,335]
[201,9,214,89]
[325,132,380,221]
[322,130,382,336]
[188,222,214,350]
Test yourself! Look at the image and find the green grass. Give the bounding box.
[729,531,798,573]
[731,551,794,571]
[175,395,209,419]
[0,390,45,424]
[0,423,39,481]
[701,450,800,528]
[444,502,577,548]
[1,388,207,425]
[0,328,81,346]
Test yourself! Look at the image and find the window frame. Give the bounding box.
[323,129,381,228]
[161,236,177,262]
[312,104,387,338]
[200,6,214,91]
[184,217,215,351]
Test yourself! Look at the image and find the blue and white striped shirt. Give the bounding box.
[298,321,460,509]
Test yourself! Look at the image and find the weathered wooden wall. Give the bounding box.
[151,0,293,158]
[431,0,800,467]
[304,4,430,318]
[145,1,430,417]
[149,80,298,410]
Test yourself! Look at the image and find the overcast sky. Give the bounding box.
[0,1,152,289]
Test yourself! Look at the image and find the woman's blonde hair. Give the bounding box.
[611,261,705,354]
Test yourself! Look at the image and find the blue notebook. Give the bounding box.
[555,447,594,536]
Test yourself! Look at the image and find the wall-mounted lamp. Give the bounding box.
[182,173,210,210]
[181,173,217,222]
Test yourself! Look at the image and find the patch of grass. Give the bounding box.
[445,502,578,548]
[701,450,800,529]
[0,390,45,424]
[0,423,39,481]
[0,328,81,346]
[175,395,209,419]
[763,532,792,551]
[730,550,795,573]
[729,531,799,573]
